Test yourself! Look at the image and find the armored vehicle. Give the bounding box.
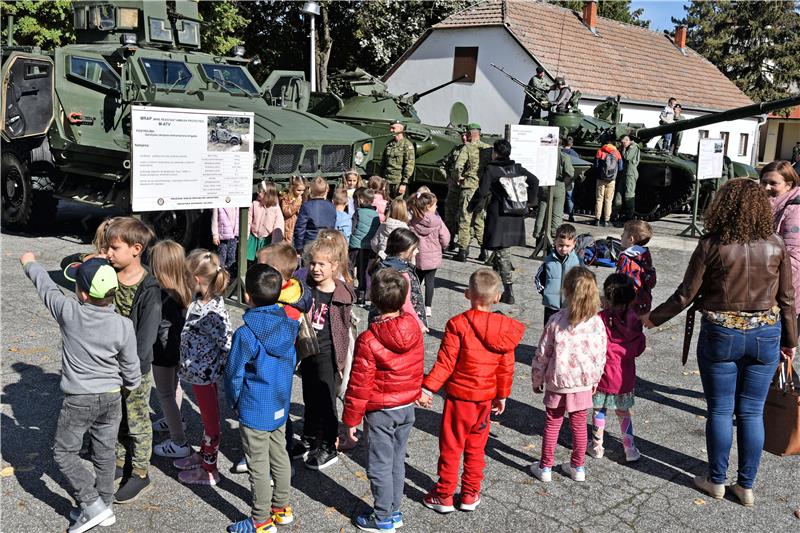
[493,64,800,221]
[209,123,241,146]
[1,1,374,244]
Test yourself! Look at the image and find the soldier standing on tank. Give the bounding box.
[670,104,685,154]
[613,135,640,224]
[454,123,491,262]
[381,120,415,198]
[533,143,574,245]
[548,77,573,113]
[444,129,469,249]
[520,66,550,123]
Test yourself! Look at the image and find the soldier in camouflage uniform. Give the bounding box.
[454,123,491,262]
[443,130,469,249]
[520,66,550,123]
[381,120,415,198]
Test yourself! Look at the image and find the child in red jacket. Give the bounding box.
[342,269,425,532]
[419,268,525,513]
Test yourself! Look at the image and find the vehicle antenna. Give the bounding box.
[555,9,567,77]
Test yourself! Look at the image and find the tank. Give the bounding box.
[493,64,800,220]
[1,1,374,245]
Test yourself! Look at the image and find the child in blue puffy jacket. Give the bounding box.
[225,264,300,533]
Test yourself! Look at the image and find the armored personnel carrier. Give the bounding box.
[493,64,800,220]
[1,1,374,244]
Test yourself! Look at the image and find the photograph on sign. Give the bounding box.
[131,106,255,212]
[697,138,725,180]
[504,124,560,186]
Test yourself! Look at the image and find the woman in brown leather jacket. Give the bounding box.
[642,179,796,507]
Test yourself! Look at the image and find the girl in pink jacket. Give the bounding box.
[247,181,284,261]
[212,207,239,273]
[531,267,606,483]
[408,191,450,317]
[590,274,646,462]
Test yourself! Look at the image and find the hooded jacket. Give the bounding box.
[212,207,240,241]
[224,305,299,432]
[532,310,607,394]
[370,217,409,257]
[597,308,645,395]
[341,312,425,427]
[616,245,657,315]
[409,212,450,271]
[423,309,525,402]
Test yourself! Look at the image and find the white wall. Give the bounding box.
[386,26,537,135]
[386,27,760,165]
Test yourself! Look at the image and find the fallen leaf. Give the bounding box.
[354,470,367,480]
[0,467,14,477]
[8,347,18,352]
[693,498,706,506]
[793,509,800,519]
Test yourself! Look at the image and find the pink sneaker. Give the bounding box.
[173,452,203,471]
[178,468,219,486]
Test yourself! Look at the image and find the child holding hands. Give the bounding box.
[420,269,525,513]
[342,269,425,532]
[531,267,606,483]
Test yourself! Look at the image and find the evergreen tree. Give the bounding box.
[675,0,800,103]
[551,1,650,28]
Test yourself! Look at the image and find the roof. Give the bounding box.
[426,0,753,111]
[768,106,800,119]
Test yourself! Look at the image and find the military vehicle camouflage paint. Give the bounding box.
[1,1,374,244]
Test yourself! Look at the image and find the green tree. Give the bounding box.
[198,0,249,57]
[1,0,74,48]
[675,1,800,103]
[552,1,650,28]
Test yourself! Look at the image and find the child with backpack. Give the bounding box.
[590,274,646,462]
[616,220,657,315]
[593,142,623,227]
[371,228,427,332]
[531,267,607,483]
[408,191,450,318]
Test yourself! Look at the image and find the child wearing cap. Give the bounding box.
[21,253,141,533]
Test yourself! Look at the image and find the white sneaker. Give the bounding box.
[153,439,191,458]
[234,457,248,473]
[587,446,605,459]
[529,462,552,482]
[624,446,641,462]
[425,306,432,317]
[562,463,586,482]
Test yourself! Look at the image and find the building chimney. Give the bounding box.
[582,1,598,35]
[674,24,687,55]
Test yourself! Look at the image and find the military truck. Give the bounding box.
[1,1,374,245]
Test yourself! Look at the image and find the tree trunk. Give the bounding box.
[316,2,332,92]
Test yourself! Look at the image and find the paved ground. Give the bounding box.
[2,202,800,532]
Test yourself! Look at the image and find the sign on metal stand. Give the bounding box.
[504,124,561,259]
[679,138,724,238]
[129,105,255,306]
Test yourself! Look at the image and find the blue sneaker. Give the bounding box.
[355,512,396,532]
[227,517,277,533]
[391,511,403,528]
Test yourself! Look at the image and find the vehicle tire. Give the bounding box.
[210,132,218,143]
[143,209,200,249]
[1,152,33,229]
[229,137,240,146]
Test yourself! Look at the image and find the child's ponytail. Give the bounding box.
[563,266,599,326]
[186,249,230,300]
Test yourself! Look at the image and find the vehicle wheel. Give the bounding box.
[229,137,240,146]
[143,209,199,249]
[1,152,33,229]
[210,132,218,143]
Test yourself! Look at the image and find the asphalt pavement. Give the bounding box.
[2,202,799,532]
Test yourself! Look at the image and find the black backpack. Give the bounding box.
[603,151,619,180]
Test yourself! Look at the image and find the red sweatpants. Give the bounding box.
[433,397,492,498]
[540,404,588,469]
[193,383,220,473]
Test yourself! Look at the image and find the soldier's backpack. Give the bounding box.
[497,165,529,216]
[603,151,620,181]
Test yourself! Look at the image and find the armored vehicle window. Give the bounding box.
[201,65,258,95]
[139,59,192,89]
[89,5,115,31]
[68,56,120,92]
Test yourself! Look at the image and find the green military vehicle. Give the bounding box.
[1,1,374,244]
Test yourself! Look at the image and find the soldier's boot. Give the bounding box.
[454,247,469,263]
[447,241,457,252]
[500,283,515,305]
[477,248,487,262]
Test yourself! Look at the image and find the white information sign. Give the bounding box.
[697,138,725,180]
[505,124,561,187]
[131,106,255,212]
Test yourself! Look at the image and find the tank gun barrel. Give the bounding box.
[410,74,468,103]
[634,95,800,141]
[490,63,548,107]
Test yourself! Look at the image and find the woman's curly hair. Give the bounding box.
[704,178,774,245]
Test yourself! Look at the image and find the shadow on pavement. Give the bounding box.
[636,376,707,418]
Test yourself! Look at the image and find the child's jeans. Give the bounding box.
[193,383,221,472]
[217,237,238,273]
[240,423,291,523]
[55,392,122,506]
[541,404,588,469]
[433,397,491,498]
[365,405,415,521]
